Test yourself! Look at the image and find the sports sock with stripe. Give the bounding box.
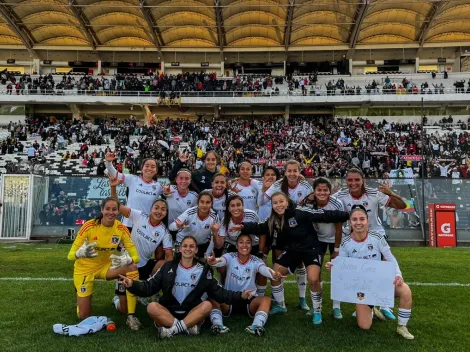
[252,311,268,328]
[398,308,411,326]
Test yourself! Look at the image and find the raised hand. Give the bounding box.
[110,251,132,269]
[378,182,393,196]
[241,288,256,300]
[75,240,98,259]
[262,179,274,192]
[211,222,221,235]
[179,152,189,163]
[207,252,220,265]
[105,152,116,162]
[175,219,190,229]
[162,184,175,196]
[108,176,121,187]
[227,179,241,193]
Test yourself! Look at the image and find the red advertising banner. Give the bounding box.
[435,211,457,247]
[400,155,423,161]
[428,204,435,247]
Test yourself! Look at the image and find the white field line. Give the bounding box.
[0,277,469,287]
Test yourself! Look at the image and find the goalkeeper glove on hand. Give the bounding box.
[75,241,98,259]
[110,251,132,269]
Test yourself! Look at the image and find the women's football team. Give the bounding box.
[68,153,414,340]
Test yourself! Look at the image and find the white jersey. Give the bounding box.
[172,262,204,304]
[169,206,218,246]
[221,252,265,295]
[265,179,313,204]
[233,179,259,212]
[203,189,234,220]
[106,162,163,228]
[164,185,198,225]
[310,196,345,243]
[218,209,260,246]
[128,209,173,268]
[334,187,390,235]
[339,231,402,277]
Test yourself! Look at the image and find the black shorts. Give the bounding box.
[275,249,323,274]
[138,259,158,280]
[319,241,335,255]
[265,235,280,251]
[223,298,255,318]
[168,308,188,321]
[169,230,178,241]
[224,242,259,256]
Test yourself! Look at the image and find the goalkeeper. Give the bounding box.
[68,197,139,321]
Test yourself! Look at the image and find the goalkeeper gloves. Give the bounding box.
[75,241,98,259]
[110,251,132,269]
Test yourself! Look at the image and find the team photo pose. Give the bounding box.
[238,191,349,325]
[301,177,345,319]
[67,197,139,322]
[259,160,313,311]
[168,191,219,259]
[228,160,260,212]
[207,234,283,336]
[334,167,406,320]
[108,177,173,329]
[119,236,254,338]
[105,152,163,231]
[204,173,234,221]
[326,206,414,340]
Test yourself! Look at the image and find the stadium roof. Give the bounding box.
[0,0,469,57]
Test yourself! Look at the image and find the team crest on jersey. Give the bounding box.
[288,218,298,227]
[152,185,157,190]
[187,200,192,206]
[92,236,97,240]
[80,286,87,293]
[245,268,251,274]
[251,189,256,194]
[357,292,365,300]
[363,201,369,207]
[297,192,302,198]
[204,224,210,229]
[201,176,205,182]
[111,235,120,244]
[206,272,212,279]
[368,244,374,251]
[190,273,197,281]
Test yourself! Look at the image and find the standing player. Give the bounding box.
[239,191,349,325]
[259,160,313,311]
[207,234,283,336]
[67,197,139,321]
[168,191,219,259]
[204,173,234,221]
[326,206,414,340]
[257,166,281,222]
[109,178,173,329]
[334,167,406,320]
[301,177,345,319]
[229,160,259,212]
[105,152,162,231]
[119,236,254,338]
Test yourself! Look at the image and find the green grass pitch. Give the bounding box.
[1,244,470,352]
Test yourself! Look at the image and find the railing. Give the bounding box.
[0,87,468,98]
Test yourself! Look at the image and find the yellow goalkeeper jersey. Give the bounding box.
[68,219,139,275]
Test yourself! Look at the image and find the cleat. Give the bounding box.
[332,308,343,320]
[245,325,265,337]
[352,311,357,317]
[306,309,314,316]
[269,305,287,316]
[397,325,414,340]
[210,325,230,335]
[373,307,386,321]
[126,315,142,331]
[187,325,201,336]
[138,297,150,306]
[298,297,310,311]
[313,312,322,325]
[381,308,396,320]
[157,327,173,339]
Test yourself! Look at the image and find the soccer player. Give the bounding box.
[169,150,220,192]
[237,191,349,325]
[256,166,281,222]
[334,167,406,320]
[207,234,283,336]
[168,191,219,259]
[204,173,234,221]
[326,206,414,340]
[105,152,163,231]
[301,177,345,319]
[119,236,254,338]
[67,197,139,321]
[258,160,313,311]
[228,160,259,212]
[109,177,173,329]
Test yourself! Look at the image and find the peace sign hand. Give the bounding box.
[163,184,175,196]
[175,219,190,229]
[378,182,392,196]
[179,152,189,163]
[108,175,122,188]
[227,179,241,193]
[211,222,221,235]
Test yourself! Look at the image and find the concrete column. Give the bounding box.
[160,61,165,74]
[415,57,419,73]
[97,60,102,74]
[284,105,290,124]
[283,60,286,76]
[220,61,224,76]
[214,105,220,118]
[32,58,40,74]
[348,58,353,75]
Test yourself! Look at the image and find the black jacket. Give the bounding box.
[127,259,244,313]
[169,159,216,193]
[242,200,349,252]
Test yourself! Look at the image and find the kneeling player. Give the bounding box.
[326,206,414,340]
[119,236,253,338]
[208,234,282,336]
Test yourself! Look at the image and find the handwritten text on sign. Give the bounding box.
[331,257,395,307]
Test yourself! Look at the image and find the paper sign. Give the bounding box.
[331,257,395,307]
